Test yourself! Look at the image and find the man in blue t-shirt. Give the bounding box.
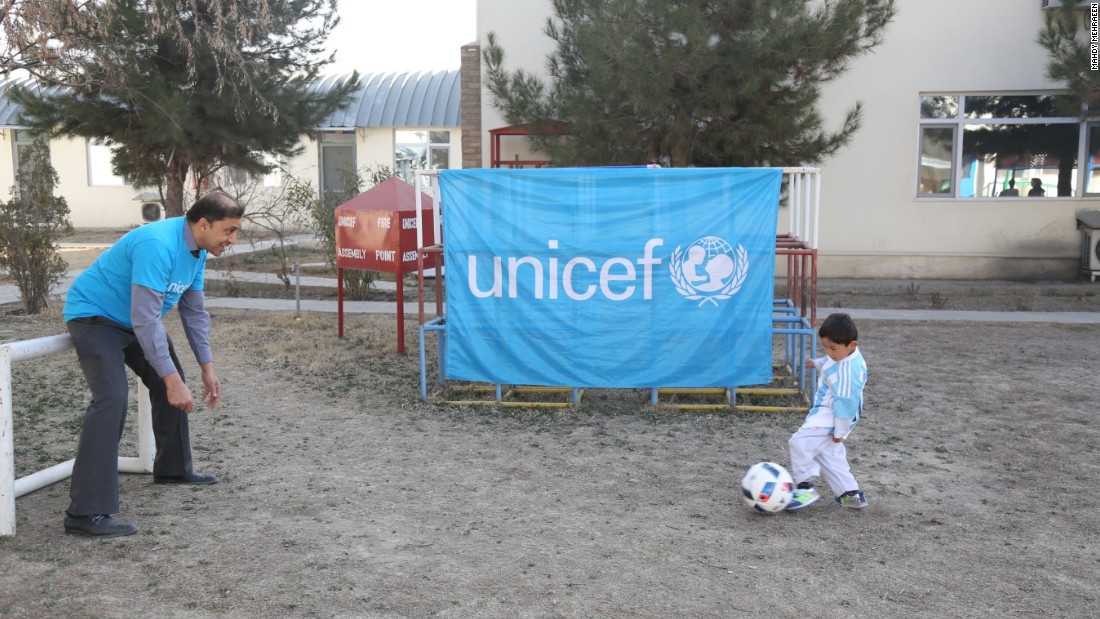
[61,191,244,537]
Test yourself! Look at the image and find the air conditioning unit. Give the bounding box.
[1041,0,1090,10]
[140,201,165,223]
[1077,210,1100,281]
[133,191,165,224]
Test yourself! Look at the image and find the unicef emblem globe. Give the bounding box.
[670,236,748,306]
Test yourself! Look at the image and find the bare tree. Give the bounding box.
[218,163,313,290]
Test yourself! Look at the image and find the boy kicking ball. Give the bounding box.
[785,313,869,511]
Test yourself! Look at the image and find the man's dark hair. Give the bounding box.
[186,190,245,223]
[818,313,858,345]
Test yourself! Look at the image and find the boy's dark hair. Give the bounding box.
[818,313,858,345]
[186,190,245,223]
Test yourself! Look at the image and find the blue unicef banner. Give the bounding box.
[439,167,781,388]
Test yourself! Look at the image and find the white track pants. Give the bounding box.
[788,427,859,497]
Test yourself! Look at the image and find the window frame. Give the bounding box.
[393,129,451,188]
[217,153,284,190]
[86,138,127,187]
[915,92,1093,200]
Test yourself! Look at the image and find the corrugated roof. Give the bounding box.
[0,70,461,130]
[313,71,461,129]
[0,76,68,129]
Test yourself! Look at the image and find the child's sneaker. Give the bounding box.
[836,489,868,509]
[785,483,819,511]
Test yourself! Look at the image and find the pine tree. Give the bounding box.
[0,137,72,315]
[483,0,896,168]
[1039,4,1100,115]
[7,0,358,216]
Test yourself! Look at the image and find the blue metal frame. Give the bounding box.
[422,301,818,407]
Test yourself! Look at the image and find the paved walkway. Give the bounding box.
[2,240,1098,323]
[816,307,1100,324]
[4,269,1099,323]
[198,271,1100,323]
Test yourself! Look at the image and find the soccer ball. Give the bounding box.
[740,462,794,513]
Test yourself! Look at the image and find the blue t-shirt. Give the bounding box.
[63,218,206,327]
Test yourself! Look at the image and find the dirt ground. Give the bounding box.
[1,241,1099,617]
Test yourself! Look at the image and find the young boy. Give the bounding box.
[785,313,868,511]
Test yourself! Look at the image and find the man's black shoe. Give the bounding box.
[64,513,139,538]
[153,472,219,485]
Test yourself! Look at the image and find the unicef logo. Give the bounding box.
[669,236,748,307]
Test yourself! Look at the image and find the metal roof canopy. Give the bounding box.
[313,70,460,130]
[0,76,67,129]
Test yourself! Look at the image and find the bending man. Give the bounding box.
[61,191,243,537]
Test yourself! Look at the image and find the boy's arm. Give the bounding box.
[831,364,867,440]
[833,416,853,441]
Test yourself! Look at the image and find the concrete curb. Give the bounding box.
[819,307,1100,324]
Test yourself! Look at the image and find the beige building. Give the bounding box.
[0,71,461,229]
[470,0,1100,279]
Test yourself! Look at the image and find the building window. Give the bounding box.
[917,94,1087,199]
[217,153,283,190]
[394,130,450,187]
[320,131,356,195]
[87,139,127,186]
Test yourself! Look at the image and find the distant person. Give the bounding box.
[61,191,244,537]
[784,313,869,511]
[1028,178,1046,197]
[1000,179,1019,197]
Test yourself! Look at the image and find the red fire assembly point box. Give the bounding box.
[334,177,437,352]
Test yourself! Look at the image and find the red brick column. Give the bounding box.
[460,43,482,169]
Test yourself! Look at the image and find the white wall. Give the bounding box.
[478,0,555,167]
[476,0,1099,279]
[51,137,147,228]
[813,0,1096,278]
[0,131,14,196]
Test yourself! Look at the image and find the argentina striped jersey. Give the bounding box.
[802,348,867,437]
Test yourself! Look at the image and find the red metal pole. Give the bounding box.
[435,250,444,317]
[796,249,805,312]
[810,249,818,326]
[396,264,405,354]
[337,266,344,338]
[786,251,795,305]
[801,251,809,320]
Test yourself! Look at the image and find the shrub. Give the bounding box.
[0,137,73,314]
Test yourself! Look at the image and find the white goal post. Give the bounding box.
[0,334,155,537]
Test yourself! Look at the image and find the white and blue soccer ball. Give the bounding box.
[740,462,794,513]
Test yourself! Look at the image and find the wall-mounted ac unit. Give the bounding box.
[141,202,165,223]
[1077,210,1100,281]
[1082,229,1100,267]
[133,191,165,224]
[1041,0,1091,10]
